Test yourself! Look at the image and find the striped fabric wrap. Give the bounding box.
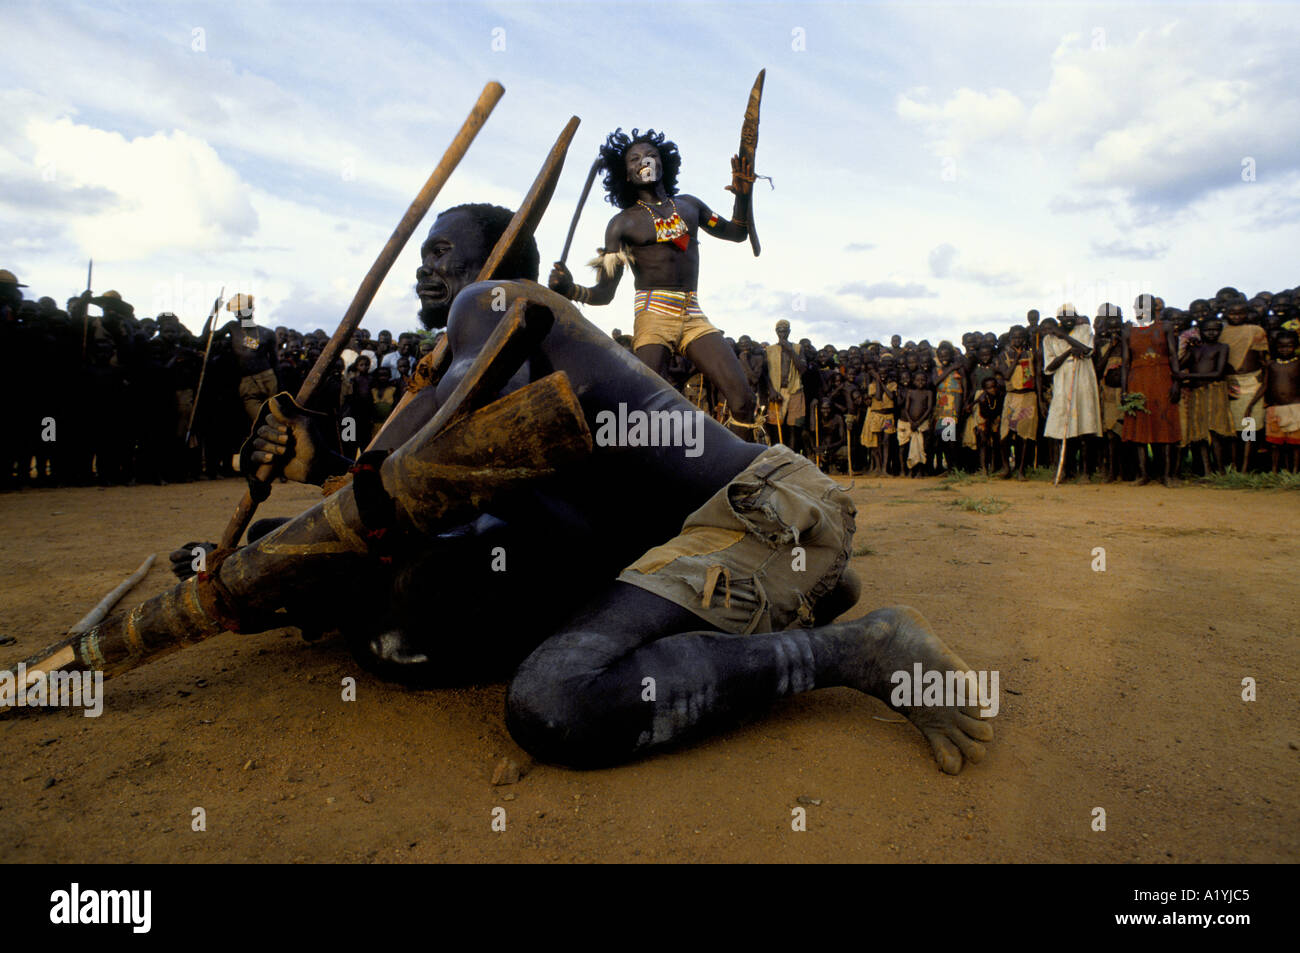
[634,289,705,318]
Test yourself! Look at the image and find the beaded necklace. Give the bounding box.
[637,198,690,250]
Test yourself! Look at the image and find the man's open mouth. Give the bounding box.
[417,281,449,303]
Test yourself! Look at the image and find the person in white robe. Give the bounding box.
[1043,304,1102,440]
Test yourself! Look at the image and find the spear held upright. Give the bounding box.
[81,259,92,359]
[186,287,224,448]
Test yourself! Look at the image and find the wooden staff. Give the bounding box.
[846,416,853,480]
[80,259,92,359]
[185,288,224,448]
[366,115,581,452]
[67,554,156,637]
[813,408,821,469]
[1053,347,1079,486]
[477,115,580,281]
[558,157,603,267]
[218,81,506,549]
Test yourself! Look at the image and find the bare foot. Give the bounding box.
[831,606,995,774]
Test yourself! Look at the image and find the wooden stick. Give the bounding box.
[813,410,821,469]
[219,81,505,548]
[476,116,580,282]
[67,554,156,637]
[81,259,92,360]
[559,157,604,266]
[1053,350,1078,486]
[363,115,580,455]
[846,417,853,479]
[186,288,224,447]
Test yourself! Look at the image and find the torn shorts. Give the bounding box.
[617,444,857,634]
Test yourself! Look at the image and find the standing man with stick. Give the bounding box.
[547,115,763,440]
[227,294,278,425]
[1042,304,1100,483]
[766,318,806,451]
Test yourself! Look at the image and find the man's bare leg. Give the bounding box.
[506,582,993,774]
[684,332,758,426]
[635,343,672,380]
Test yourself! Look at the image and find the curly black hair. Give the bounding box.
[598,128,682,209]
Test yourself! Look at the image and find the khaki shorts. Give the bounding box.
[618,444,857,634]
[632,290,722,354]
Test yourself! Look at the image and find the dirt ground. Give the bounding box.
[1,475,1295,863]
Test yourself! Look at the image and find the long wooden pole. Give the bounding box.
[185,288,224,447]
[475,116,580,282]
[365,115,581,453]
[67,554,156,637]
[80,259,92,359]
[846,415,853,480]
[219,81,505,548]
[559,157,603,266]
[813,409,821,468]
[1053,343,1079,486]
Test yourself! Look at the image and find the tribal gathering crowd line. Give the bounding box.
[2,269,1298,491]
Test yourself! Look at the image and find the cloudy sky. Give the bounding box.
[3,1,1298,346]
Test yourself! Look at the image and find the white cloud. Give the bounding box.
[896,87,1026,156]
[26,118,257,258]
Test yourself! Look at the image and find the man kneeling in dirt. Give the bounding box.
[203,203,994,774]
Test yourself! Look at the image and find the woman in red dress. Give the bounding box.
[1121,294,1182,485]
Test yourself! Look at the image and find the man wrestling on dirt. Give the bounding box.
[546,128,762,439]
[223,203,993,774]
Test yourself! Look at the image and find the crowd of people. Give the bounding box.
[639,286,1300,484]
[0,270,432,489]
[2,266,1297,491]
